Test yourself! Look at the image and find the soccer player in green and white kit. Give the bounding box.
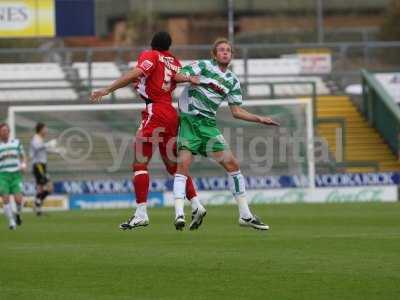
[173,38,280,231]
[0,123,27,230]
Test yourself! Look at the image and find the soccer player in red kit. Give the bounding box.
[90,32,206,230]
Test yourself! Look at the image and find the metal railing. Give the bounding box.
[0,41,400,70]
[0,75,321,104]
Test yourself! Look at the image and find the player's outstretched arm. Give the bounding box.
[229,105,280,126]
[174,73,200,85]
[90,67,144,103]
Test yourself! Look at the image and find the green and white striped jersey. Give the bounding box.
[179,60,242,119]
[0,139,25,173]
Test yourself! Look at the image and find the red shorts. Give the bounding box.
[134,103,178,162]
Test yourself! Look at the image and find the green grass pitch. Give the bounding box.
[1,203,399,300]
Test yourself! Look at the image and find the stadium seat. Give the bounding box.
[0,63,78,102]
[0,63,65,80]
[245,76,330,97]
[73,62,136,100]
[232,58,301,76]
[0,89,77,102]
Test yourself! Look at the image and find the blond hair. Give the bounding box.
[211,37,233,58]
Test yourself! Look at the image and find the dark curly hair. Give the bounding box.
[151,31,172,51]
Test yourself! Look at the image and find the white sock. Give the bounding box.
[175,198,185,218]
[134,203,148,219]
[173,174,187,200]
[228,170,246,196]
[227,170,252,219]
[236,195,253,219]
[3,203,16,227]
[174,174,187,218]
[190,196,202,211]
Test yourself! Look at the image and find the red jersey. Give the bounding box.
[135,49,181,105]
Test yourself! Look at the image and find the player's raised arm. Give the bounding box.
[90,67,144,103]
[229,105,280,126]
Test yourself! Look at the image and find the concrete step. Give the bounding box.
[317,96,351,101]
[318,126,375,132]
[317,112,364,118]
[347,149,395,155]
[319,131,381,138]
[346,155,395,161]
[317,122,369,128]
[380,166,400,171]
[329,149,395,157]
[379,161,400,167]
[346,167,379,173]
[317,107,357,112]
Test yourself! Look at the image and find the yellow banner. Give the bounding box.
[0,0,55,38]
